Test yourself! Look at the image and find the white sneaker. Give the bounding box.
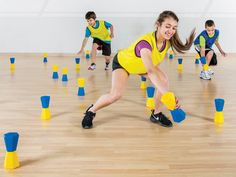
[88,64,96,70]
[207,68,214,75]
[104,65,109,70]
[200,71,211,80]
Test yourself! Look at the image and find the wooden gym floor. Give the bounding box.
[0,53,236,177]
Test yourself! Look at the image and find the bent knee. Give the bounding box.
[110,92,122,102]
[207,51,214,57]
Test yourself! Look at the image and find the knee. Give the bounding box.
[109,91,122,102]
[207,51,214,57]
[92,44,98,50]
[105,56,110,60]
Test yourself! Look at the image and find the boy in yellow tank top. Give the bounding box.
[82,11,195,129]
[77,11,114,70]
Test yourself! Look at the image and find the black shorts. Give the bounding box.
[93,38,111,56]
[195,47,217,66]
[112,54,129,74]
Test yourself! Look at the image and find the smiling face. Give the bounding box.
[87,18,96,27]
[157,17,178,40]
[205,25,215,36]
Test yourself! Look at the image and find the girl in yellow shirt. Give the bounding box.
[82,10,195,129]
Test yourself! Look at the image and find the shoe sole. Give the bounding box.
[150,116,173,127]
[82,125,93,129]
[200,77,211,80]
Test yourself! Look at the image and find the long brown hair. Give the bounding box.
[156,11,195,54]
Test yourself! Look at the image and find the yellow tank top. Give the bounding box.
[87,20,111,42]
[117,32,170,74]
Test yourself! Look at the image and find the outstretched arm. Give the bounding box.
[77,38,88,55]
[200,46,206,57]
[140,48,168,95]
[215,41,227,57]
[110,25,114,38]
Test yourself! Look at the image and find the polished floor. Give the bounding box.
[0,53,236,177]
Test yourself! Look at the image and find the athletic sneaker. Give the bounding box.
[150,110,173,127]
[82,105,96,129]
[208,68,214,75]
[200,70,211,80]
[104,65,109,70]
[104,62,110,70]
[88,63,96,70]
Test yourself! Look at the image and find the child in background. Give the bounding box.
[78,11,114,70]
[194,20,226,80]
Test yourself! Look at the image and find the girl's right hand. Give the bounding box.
[175,96,181,109]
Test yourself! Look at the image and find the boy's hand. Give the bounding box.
[110,33,114,38]
[77,50,84,56]
[221,51,227,57]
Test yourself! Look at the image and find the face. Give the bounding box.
[158,17,178,40]
[87,18,96,26]
[206,25,215,36]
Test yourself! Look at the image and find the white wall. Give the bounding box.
[0,0,236,53]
